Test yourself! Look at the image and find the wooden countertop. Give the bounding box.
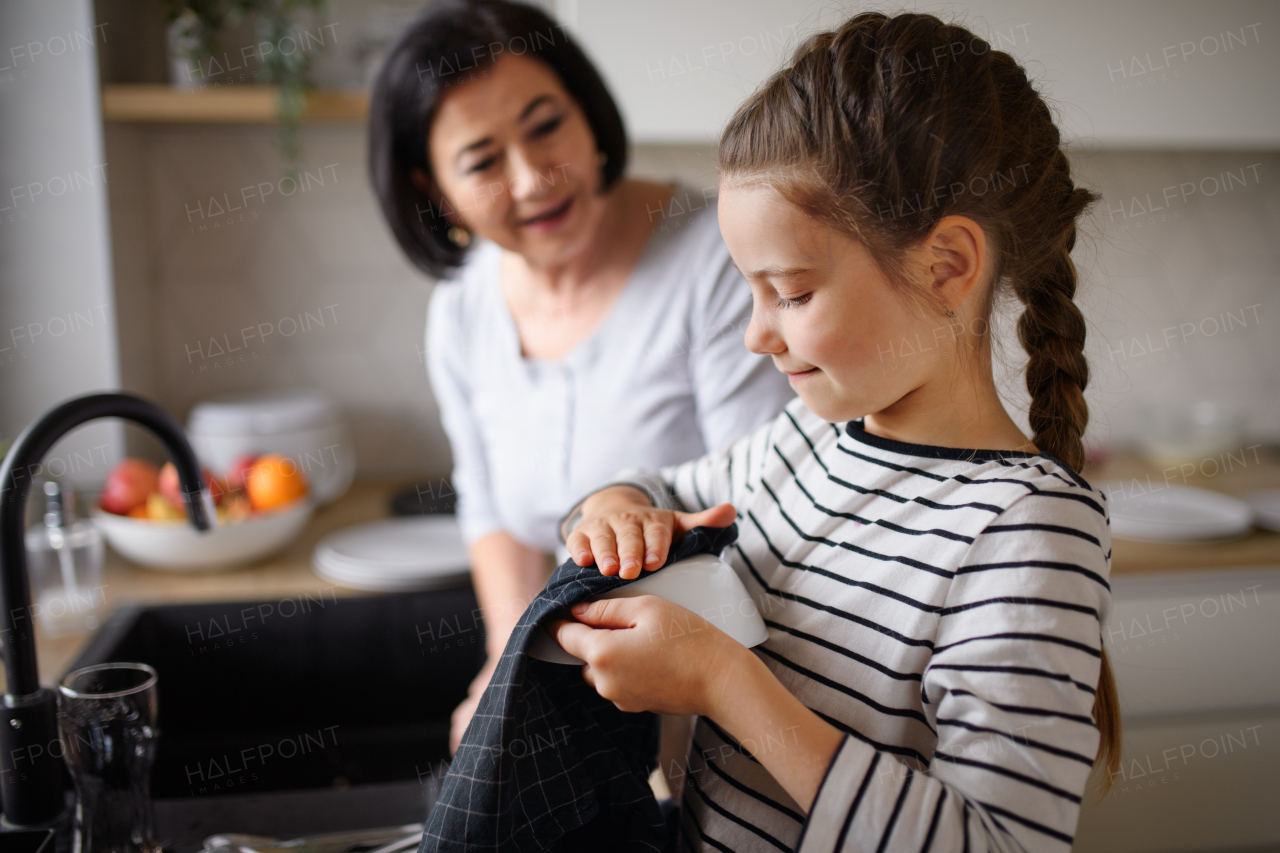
[1085,447,1280,576]
[18,453,1280,690]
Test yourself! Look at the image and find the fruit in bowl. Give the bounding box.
[99,458,159,516]
[98,455,308,523]
[157,461,228,513]
[245,454,309,512]
[93,455,313,570]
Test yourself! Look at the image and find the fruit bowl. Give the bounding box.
[91,499,313,571]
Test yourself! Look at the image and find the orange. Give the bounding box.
[245,454,308,511]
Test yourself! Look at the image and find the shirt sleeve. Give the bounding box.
[797,484,1112,853]
[687,241,795,453]
[425,283,503,545]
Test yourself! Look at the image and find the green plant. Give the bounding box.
[161,0,329,173]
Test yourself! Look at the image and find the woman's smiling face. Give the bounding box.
[718,181,945,424]
[426,53,605,267]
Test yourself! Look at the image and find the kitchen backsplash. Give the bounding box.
[102,124,1278,479]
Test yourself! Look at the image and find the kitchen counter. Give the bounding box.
[18,481,408,693]
[17,450,1280,691]
[1087,446,1280,574]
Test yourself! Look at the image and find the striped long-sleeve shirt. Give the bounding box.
[614,397,1112,853]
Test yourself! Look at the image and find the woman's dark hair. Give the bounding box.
[369,0,627,278]
[719,11,1120,788]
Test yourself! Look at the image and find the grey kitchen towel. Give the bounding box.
[420,523,740,853]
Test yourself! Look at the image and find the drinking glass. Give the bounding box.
[57,663,160,853]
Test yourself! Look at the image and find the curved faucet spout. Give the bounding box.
[0,392,211,824]
[0,393,210,696]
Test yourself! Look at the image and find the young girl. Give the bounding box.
[550,11,1118,853]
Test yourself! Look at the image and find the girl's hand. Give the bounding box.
[549,595,754,717]
[567,485,736,579]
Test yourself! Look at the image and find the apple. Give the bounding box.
[100,458,159,515]
[224,453,261,491]
[158,462,228,509]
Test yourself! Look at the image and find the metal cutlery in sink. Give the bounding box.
[203,823,424,853]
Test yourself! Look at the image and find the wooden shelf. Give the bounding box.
[100,84,368,123]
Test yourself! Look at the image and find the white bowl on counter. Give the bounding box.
[91,499,313,571]
[187,389,355,505]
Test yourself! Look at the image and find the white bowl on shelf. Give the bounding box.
[187,389,355,505]
[91,499,313,571]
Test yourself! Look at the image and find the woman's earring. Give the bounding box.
[944,309,957,319]
[448,226,472,247]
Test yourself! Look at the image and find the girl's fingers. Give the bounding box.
[566,529,594,567]
[588,526,620,575]
[677,503,737,534]
[549,616,601,662]
[642,518,673,569]
[614,520,648,579]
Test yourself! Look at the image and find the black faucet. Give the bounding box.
[0,393,212,825]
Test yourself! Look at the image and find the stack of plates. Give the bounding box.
[1102,482,1253,542]
[1245,489,1280,532]
[312,516,470,591]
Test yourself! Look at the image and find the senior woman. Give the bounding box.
[369,0,793,750]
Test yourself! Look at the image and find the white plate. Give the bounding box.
[311,516,470,592]
[528,553,769,665]
[92,501,313,571]
[1244,489,1280,532]
[1102,481,1253,542]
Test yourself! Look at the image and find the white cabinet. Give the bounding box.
[1108,567,1280,718]
[1075,567,1280,853]
[559,0,1280,147]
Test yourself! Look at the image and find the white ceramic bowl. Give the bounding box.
[529,553,769,665]
[91,500,313,571]
[187,390,355,505]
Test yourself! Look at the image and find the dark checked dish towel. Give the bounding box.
[420,524,740,853]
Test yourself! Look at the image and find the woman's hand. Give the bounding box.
[549,595,755,717]
[567,485,736,579]
[450,655,497,754]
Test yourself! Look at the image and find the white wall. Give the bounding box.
[558,0,1280,147]
[0,0,123,489]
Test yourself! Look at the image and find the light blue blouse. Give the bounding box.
[425,187,794,558]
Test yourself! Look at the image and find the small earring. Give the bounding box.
[447,226,471,247]
[944,309,957,319]
[596,150,608,167]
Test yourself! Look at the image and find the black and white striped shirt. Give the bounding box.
[618,397,1111,853]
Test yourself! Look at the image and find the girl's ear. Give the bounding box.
[924,215,988,313]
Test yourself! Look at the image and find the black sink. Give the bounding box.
[66,587,486,829]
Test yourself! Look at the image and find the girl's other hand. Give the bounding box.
[549,595,750,717]
[567,486,735,579]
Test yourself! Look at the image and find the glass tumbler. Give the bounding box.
[57,664,160,853]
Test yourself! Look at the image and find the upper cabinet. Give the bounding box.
[557,0,1280,148]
